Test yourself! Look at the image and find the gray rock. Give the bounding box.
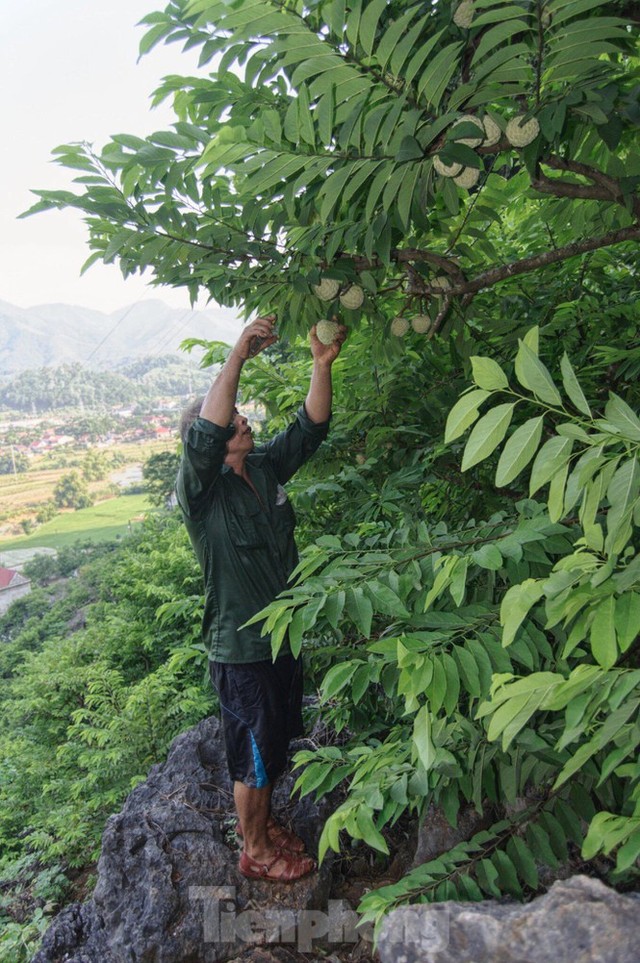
[413,802,495,867]
[377,874,640,963]
[32,715,335,963]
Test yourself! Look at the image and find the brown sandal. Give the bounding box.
[239,847,316,882]
[236,818,306,853]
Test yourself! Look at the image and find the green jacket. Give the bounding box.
[176,405,330,663]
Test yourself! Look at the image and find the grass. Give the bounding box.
[0,495,152,551]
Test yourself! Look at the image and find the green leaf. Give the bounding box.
[590,595,617,669]
[355,807,389,854]
[473,20,530,65]
[470,356,509,390]
[453,645,482,697]
[270,608,294,659]
[449,556,468,606]
[389,15,431,76]
[320,163,358,222]
[472,544,503,571]
[288,607,305,658]
[615,592,640,652]
[461,404,515,472]
[346,587,374,637]
[365,580,410,618]
[560,353,591,416]
[529,436,573,495]
[515,341,562,406]
[548,459,569,523]
[605,457,640,556]
[491,850,523,897]
[418,42,464,108]
[605,393,640,442]
[358,0,388,56]
[617,828,640,873]
[324,590,346,630]
[527,821,559,868]
[321,660,361,700]
[374,4,423,69]
[486,690,540,749]
[495,416,544,487]
[413,705,436,770]
[500,579,544,647]
[318,812,341,862]
[507,836,539,890]
[444,389,491,443]
[476,858,501,897]
[442,653,461,715]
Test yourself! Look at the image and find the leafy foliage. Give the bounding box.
[53,471,93,509]
[143,450,182,506]
[23,0,639,341]
[0,516,215,961]
[249,327,639,929]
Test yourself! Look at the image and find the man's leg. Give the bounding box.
[234,780,272,859]
[235,780,315,879]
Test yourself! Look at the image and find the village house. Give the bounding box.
[0,567,31,616]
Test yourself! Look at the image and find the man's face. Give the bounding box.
[225,411,254,458]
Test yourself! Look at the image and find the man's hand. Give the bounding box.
[233,315,278,361]
[309,321,348,366]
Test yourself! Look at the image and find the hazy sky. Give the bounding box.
[1,0,240,321]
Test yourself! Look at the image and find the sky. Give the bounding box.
[1,0,240,323]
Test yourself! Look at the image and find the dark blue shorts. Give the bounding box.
[209,654,304,788]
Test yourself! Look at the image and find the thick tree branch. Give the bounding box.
[344,225,640,307]
[533,155,640,219]
[458,225,640,296]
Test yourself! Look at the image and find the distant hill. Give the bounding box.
[0,357,217,412]
[0,298,243,376]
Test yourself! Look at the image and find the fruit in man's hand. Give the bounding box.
[316,319,340,345]
[506,115,540,147]
[339,285,365,310]
[313,278,340,301]
[453,1,474,28]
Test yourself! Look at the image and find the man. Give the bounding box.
[176,314,346,883]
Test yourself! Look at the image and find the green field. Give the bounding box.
[0,495,152,551]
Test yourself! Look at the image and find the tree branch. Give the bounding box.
[533,155,640,219]
[344,225,640,310]
[458,225,640,295]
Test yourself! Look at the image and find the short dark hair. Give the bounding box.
[179,396,205,445]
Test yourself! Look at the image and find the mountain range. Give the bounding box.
[0,298,243,376]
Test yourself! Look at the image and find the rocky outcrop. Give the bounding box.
[377,874,640,963]
[412,802,495,868]
[32,716,335,963]
[31,719,640,963]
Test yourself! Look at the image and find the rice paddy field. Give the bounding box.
[0,439,170,552]
[0,494,152,551]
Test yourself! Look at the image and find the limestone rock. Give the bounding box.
[377,874,640,963]
[413,803,494,867]
[32,715,334,963]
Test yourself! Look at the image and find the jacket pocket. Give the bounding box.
[229,502,266,549]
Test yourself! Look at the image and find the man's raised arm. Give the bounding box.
[200,315,278,426]
[304,322,348,424]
